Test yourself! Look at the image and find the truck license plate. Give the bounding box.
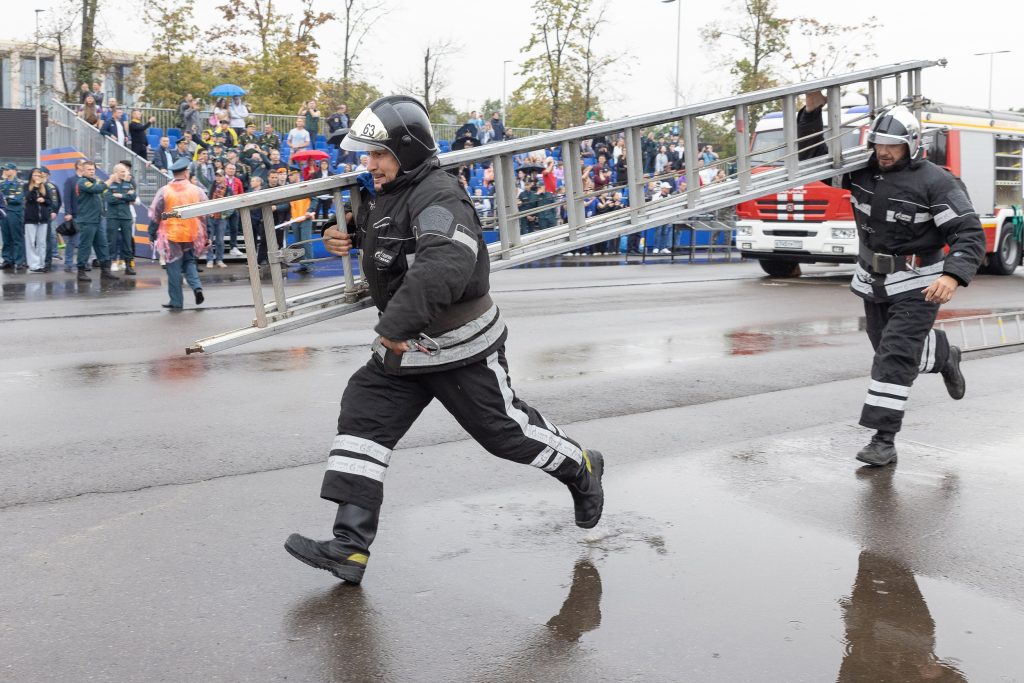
[774,239,803,249]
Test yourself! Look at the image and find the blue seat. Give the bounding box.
[438,140,451,153]
[167,128,182,138]
[150,127,164,137]
[315,135,327,145]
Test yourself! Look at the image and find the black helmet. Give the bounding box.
[341,95,438,170]
[866,105,922,158]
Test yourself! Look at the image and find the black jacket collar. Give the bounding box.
[380,157,439,195]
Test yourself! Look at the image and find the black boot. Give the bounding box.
[124,259,136,275]
[941,345,965,400]
[76,267,91,282]
[100,262,120,280]
[284,503,379,584]
[856,431,898,467]
[568,450,605,529]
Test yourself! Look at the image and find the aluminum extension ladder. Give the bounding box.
[169,59,945,354]
[938,311,1024,352]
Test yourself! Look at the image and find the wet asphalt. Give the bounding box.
[2,257,1024,682]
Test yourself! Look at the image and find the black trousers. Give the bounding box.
[861,291,949,433]
[320,346,586,512]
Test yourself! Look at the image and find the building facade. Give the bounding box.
[0,40,143,110]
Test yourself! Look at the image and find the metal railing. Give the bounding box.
[60,103,549,144]
[165,59,942,353]
[47,101,169,206]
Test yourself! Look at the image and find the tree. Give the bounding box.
[505,90,553,130]
[783,17,881,81]
[76,0,101,86]
[578,3,624,123]
[201,0,337,113]
[513,0,621,129]
[40,1,82,102]
[339,0,386,103]
[701,0,788,94]
[479,98,502,119]
[517,0,587,129]
[142,0,210,108]
[319,77,382,117]
[399,40,459,117]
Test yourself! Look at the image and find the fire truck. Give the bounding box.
[735,102,1024,277]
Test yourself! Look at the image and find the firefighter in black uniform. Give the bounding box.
[284,96,605,584]
[799,92,985,467]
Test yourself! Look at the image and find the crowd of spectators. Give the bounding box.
[1,89,734,285]
[453,123,731,256]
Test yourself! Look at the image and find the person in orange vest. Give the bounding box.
[148,157,210,309]
[287,166,317,274]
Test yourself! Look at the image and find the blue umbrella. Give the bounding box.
[210,84,246,97]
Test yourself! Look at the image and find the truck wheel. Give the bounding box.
[759,259,802,278]
[986,223,1021,276]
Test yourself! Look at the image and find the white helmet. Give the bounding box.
[866,105,922,158]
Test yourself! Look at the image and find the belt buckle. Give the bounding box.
[407,333,441,356]
[871,253,896,274]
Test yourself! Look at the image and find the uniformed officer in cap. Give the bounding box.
[799,92,985,467]
[284,95,606,585]
[1,162,27,271]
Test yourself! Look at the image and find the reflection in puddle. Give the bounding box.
[725,308,1021,356]
[1,277,162,301]
[65,346,322,385]
[727,317,864,355]
[840,468,966,681]
[839,551,966,682]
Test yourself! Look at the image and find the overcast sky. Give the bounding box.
[6,0,1023,116]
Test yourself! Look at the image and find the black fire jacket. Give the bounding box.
[798,106,986,302]
[350,158,504,373]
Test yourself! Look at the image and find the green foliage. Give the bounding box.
[319,78,382,116]
[479,98,502,119]
[515,0,625,129]
[143,56,211,108]
[142,0,215,107]
[703,0,878,132]
[141,1,387,117]
[430,98,459,124]
[702,0,787,126]
[697,116,735,159]
[505,89,554,129]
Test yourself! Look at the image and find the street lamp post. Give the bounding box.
[974,50,1010,111]
[35,9,44,168]
[502,59,512,123]
[662,0,681,108]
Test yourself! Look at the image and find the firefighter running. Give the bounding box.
[284,95,605,585]
[800,92,985,467]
